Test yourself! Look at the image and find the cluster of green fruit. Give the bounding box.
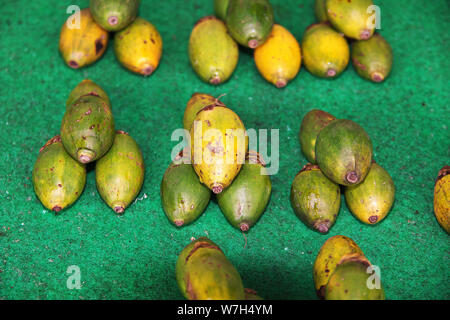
[32,80,144,214]
[291,109,395,233]
[160,93,271,231]
[59,0,162,76]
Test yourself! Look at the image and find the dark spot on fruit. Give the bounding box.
[95,39,104,55]
[68,60,79,69]
[58,184,62,187]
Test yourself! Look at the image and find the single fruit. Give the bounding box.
[301,22,350,78]
[290,164,341,233]
[183,93,224,131]
[95,130,145,214]
[90,0,140,32]
[59,8,108,69]
[32,135,86,212]
[254,24,301,88]
[245,288,263,300]
[226,0,274,49]
[434,166,450,233]
[299,109,336,164]
[315,119,373,186]
[114,17,163,76]
[315,0,328,22]
[351,33,393,83]
[214,0,230,20]
[189,16,239,85]
[66,79,110,109]
[175,237,245,300]
[217,151,271,232]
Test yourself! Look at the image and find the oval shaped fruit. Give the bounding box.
[326,0,375,40]
[214,0,230,20]
[254,24,301,88]
[95,131,145,214]
[290,164,341,233]
[175,237,245,300]
[183,93,224,131]
[66,79,110,109]
[345,162,395,225]
[61,93,115,164]
[226,0,274,49]
[217,151,271,232]
[351,33,393,83]
[90,0,140,32]
[315,119,373,186]
[302,23,349,78]
[189,16,239,85]
[434,166,450,233]
[59,8,109,69]
[32,136,86,212]
[315,0,328,22]
[114,17,163,76]
[299,109,336,164]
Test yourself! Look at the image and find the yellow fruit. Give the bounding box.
[254,24,301,88]
[434,166,450,233]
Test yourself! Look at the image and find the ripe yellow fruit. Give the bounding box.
[434,166,450,233]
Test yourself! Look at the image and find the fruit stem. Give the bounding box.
[346,171,359,184]
[108,16,119,26]
[77,148,96,164]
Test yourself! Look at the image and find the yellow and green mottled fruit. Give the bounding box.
[95,131,145,214]
[326,0,375,40]
[245,288,263,300]
[325,255,385,300]
[90,0,140,32]
[175,237,245,300]
[61,93,115,164]
[313,235,365,299]
[290,164,341,234]
[315,0,328,22]
[315,119,373,186]
[214,0,230,20]
[345,162,395,225]
[32,136,86,212]
[351,33,393,83]
[226,0,274,49]
[66,79,110,109]
[189,16,239,85]
[217,151,271,232]
[183,93,224,131]
[299,109,336,164]
[434,166,450,233]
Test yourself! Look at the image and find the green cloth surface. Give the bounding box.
[0,0,449,300]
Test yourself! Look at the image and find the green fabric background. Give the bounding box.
[0,0,449,300]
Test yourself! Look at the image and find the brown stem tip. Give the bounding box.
[248,39,259,49]
[275,79,287,88]
[314,221,329,233]
[346,171,359,184]
[327,69,336,77]
[368,215,379,224]
[52,206,62,212]
[114,206,125,214]
[174,219,184,227]
[372,72,384,83]
[142,66,154,76]
[68,60,79,69]
[360,29,372,40]
[209,76,221,85]
[212,184,223,194]
[240,223,250,232]
[108,16,119,26]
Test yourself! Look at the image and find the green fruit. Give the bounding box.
[175,237,245,300]
[299,109,336,164]
[245,288,263,300]
[290,164,341,233]
[351,33,393,83]
[315,0,328,22]
[315,119,373,186]
[32,136,86,212]
[90,0,140,32]
[214,0,230,20]
[217,151,271,232]
[61,93,115,164]
[226,0,274,49]
[183,93,223,131]
[66,79,110,109]
[95,130,144,214]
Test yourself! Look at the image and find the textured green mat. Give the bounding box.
[0,0,449,300]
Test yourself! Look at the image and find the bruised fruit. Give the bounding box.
[302,23,349,78]
[351,33,393,83]
[176,237,245,300]
[66,79,110,109]
[217,151,271,232]
[114,17,162,76]
[95,131,144,214]
[315,0,328,22]
[245,288,263,300]
[59,8,108,69]
[61,93,115,164]
[32,136,86,212]
[226,0,274,49]
[434,166,450,233]
[315,119,373,186]
[90,0,140,32]
[290,164,340,234]
[183,93,224,131]
[254,24,301,88]
[214,0,230,20]
[345,162,395,225]
[189,16,239,85]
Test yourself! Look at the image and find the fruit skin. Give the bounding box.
[226,0,274,49]
[345,162,395,225]
[434,166,450,233]
[183,93,224,131]
[217,151,271,232]
[254,24,301,88]
[299,109,336,164]
[302,22,349,78]
[32,136,86,212]
[315,0,328,22]
[59,8,109,69]
[189,16,239,85]
[214,0,230,20]
[351,33,393,83]
[290,164,341,234]
[114,17,162,76]
[315,119,373,186]
[66,79,110,109]
[326,0,375,40]
[90,0,140,32]
[175,237,245,300]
